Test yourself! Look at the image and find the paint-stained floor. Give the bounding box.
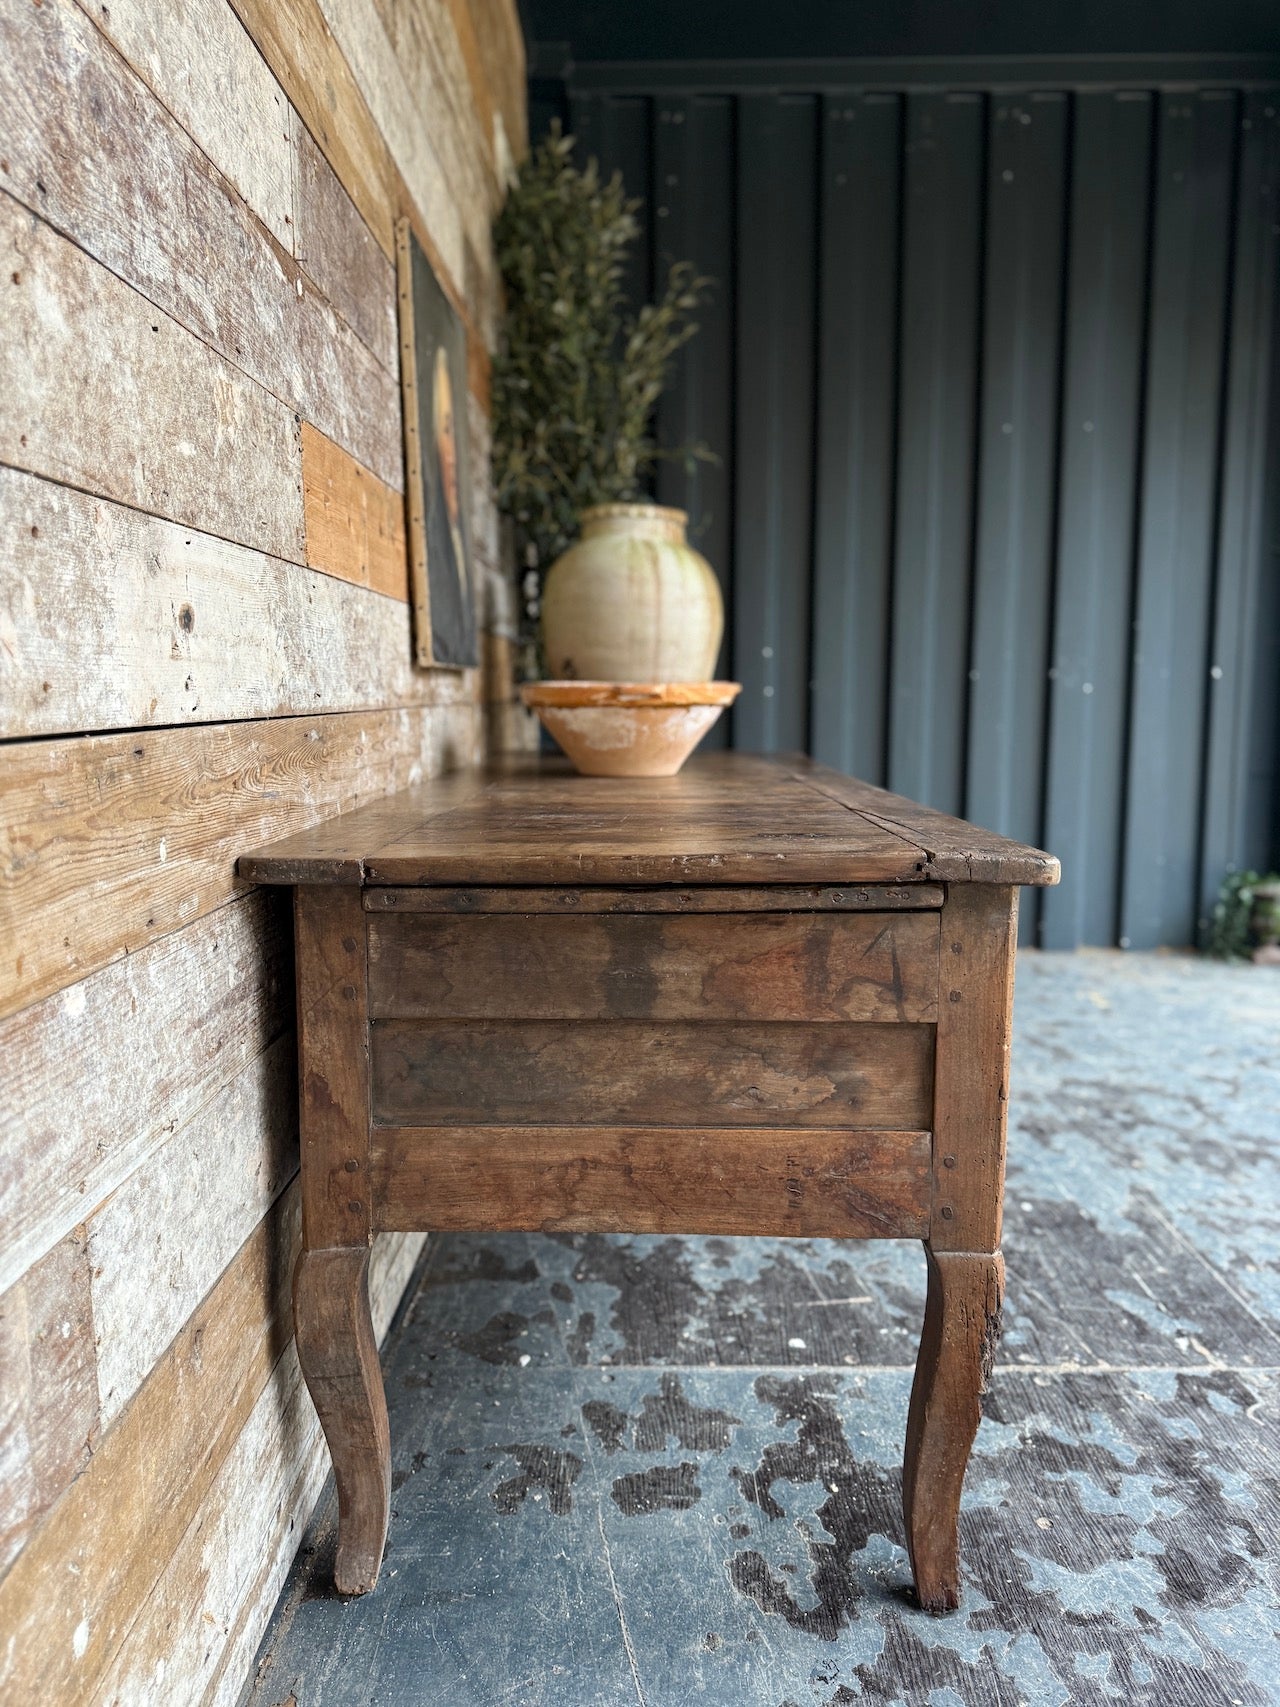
[243,951,1280,1707]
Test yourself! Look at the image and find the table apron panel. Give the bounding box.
[369,1125,933,1239]
[367,910,940,1023]
[370,1019,934,1129]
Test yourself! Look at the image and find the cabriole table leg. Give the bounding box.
[902,1247,1005,1612]
[294,1246,391,1596]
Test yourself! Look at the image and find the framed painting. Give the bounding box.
[395,218,478,669]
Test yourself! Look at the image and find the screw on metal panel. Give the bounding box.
[943,1155,957,1169]
[345,1158,360,1173]
[342,983,357,1000]
[347,1200,363,1215]
[940,1205,954,1220]
[949,990,962,1003]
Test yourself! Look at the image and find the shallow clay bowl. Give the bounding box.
[520,681,742,777]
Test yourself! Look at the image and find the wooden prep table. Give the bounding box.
[239,753,1059,1614]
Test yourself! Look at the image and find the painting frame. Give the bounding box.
[395,217,478,670]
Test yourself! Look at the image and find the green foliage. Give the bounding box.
[491,125,710,577]
[1205,869,1280,959]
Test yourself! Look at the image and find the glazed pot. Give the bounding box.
[541,503,723,682]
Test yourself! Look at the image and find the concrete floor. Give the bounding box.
[243,951,1280,1707]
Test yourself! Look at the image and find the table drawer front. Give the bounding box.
[367,910,939,1024]
[370,1019,933,1129]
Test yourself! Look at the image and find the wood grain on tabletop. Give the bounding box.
[369,1019,934,1130]
[240,753,1058,888]
[369,1125,933,1240]
[792,759,1061,886]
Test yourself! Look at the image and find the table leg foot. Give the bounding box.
[902,1246,1004,1614]
[294,1245,391,1596]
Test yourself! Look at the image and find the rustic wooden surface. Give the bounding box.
[370,1127,932,1239]
[0,892,287,1297]
[4,0,402,486]
[0,704,475,1018]
[302,422,410,600]
[292,115,399,371]
[370,1019,934,1130]
[902,1249,1005,1613]
[0,469,480,739]
[1,191,305,561]
[240,754,1059,888]
[86,0,297,250]
[367,911,940,1022]
[794,760,1061,886]
[364,883,946,913]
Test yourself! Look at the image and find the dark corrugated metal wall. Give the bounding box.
[564,76,1280,948]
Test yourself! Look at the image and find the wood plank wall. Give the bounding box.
[0,0,528,1698]
[566,74,1280,949]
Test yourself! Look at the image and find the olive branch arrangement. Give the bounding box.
[490,125,710,602]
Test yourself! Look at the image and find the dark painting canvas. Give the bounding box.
[396,220,478,669]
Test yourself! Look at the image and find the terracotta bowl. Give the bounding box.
[520,681,742,777]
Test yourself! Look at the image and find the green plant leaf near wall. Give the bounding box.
[491,124,710,588]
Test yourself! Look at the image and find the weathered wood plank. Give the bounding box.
[930,885,1019,1252]
[0,701,474,1019]
[85,1229,422,1707]
[316,0,469,296]
[364,884,947,914]
[371,1126,933,1239]
[368,0,503,307]
[224,0,491,403]
[81,0,295,249]
[296,888,373,1248]
[292,116,398,372]
[370,1019,935,1129]
[225,0,398,257]
[0,892,288,1297]
[461,0,527,165]
[0,467,481,739]
[792,759,1061,886]
[0,192,304,563]
[367,911,941,1023]
[302,422,409,599]
[0,1187,300,1702]
[88,1032,297,1429]
[0,1230,98,1577]
[2,0,403,487]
